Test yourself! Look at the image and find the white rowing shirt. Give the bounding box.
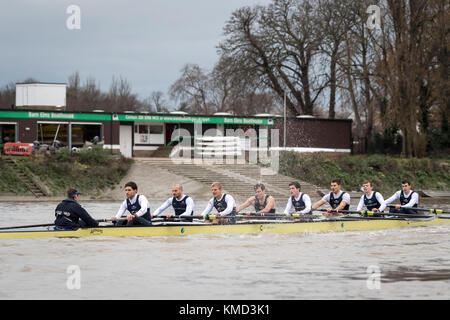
[115,194,150,219]
[153,196,195,217]
[284,193,312,214]
[201,194,236,216]
[321,191,351,206]
[356,191,386,211]
[384,190,419,208]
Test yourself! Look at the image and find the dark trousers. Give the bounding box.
[54,216,84,230]
[126,216,152,226]
[116,212,152,226]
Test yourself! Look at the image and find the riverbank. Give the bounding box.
[278,152,450,195]
[1,151,449,202]
[0,151,212,201]
[0,148,132,198]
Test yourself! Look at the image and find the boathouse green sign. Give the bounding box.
[115,114,274,125]
[0,110,274,125]
[0,110,110,121]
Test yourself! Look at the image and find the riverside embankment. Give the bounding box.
[0,150,449,202]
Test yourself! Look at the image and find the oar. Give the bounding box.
[236,214,324,219]
[315,209,435,219]
[197,213,327,220]
[0,223,57,230]
[387,206,449,215]
[181,213,416,222]
[193,213,376,221]
[193,212,408,221]
[0,218,120,231]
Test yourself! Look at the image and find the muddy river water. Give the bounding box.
[0,199,449,300]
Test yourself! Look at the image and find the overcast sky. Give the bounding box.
[0,0,270,103]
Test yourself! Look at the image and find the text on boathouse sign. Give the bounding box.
[0,111,273,125]
[115,114,274,125]
[0,111,111,121]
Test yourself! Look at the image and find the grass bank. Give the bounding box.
[0,148,133,196]
[278,152,450,195]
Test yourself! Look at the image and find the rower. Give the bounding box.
[356,180,386,214]
[111,181,151,226]
[152,184,195,221]
[236,183,276,216]
[54,188,99,230]
[283,182,312,215]
[384,180,419,214]
[201,182,237,224]
[312,179,350,216]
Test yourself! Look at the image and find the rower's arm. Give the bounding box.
[335,193,351,211]
[259,196,275,214]
[384,192,399,205]
[179,197,195,217]
[283,198,292,214]
[336,192,350,211]
[311,199,326,210]
[236,197,253,213]
[377,193,387,212]
[335,201,349,211]
[402,192,419,208]
[115,200,127,219]
[134,195,150,217]
[220,195,235,216]
[201,199,214,216]
[77,206,99,227]
[153,198,172,216]
[356,195,365,211]
[299,195,312,214]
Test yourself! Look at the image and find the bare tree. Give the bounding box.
[149,91,169,112]
[66,71,81,110]
[375,0,437,157]
[169,64,213,114]
[209,55,235,113]
[219,0,326,116]
[210,54,278,115]
[0,82,16,109]
[79,76,104,111]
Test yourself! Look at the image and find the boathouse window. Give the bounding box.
[149,125,163,134]
[0,123,16,143]
[137,125,149,134]
[134,123,164,145]
[71,124,103,147]
[37,122,103,147]
[37,123,68,146]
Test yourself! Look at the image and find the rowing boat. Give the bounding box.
[1,215,449,239]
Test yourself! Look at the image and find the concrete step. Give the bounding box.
[131,158,323,203]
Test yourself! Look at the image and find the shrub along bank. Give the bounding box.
[278,152,450,195]
[0,148,133,196]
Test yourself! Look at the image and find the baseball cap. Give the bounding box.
[67,188,82,198]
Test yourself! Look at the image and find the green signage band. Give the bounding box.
[0,110,274,125]
[115,114,274,125]
[0,110,111,121]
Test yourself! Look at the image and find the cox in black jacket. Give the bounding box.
[54,198,99,230]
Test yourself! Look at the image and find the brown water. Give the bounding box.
[0,199,449,300]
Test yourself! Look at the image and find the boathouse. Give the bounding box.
[0,83,353,157]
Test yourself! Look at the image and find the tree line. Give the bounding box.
[0,0,447,157]
[207,0,448,157]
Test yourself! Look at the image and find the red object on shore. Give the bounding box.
[4,143,33,156]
